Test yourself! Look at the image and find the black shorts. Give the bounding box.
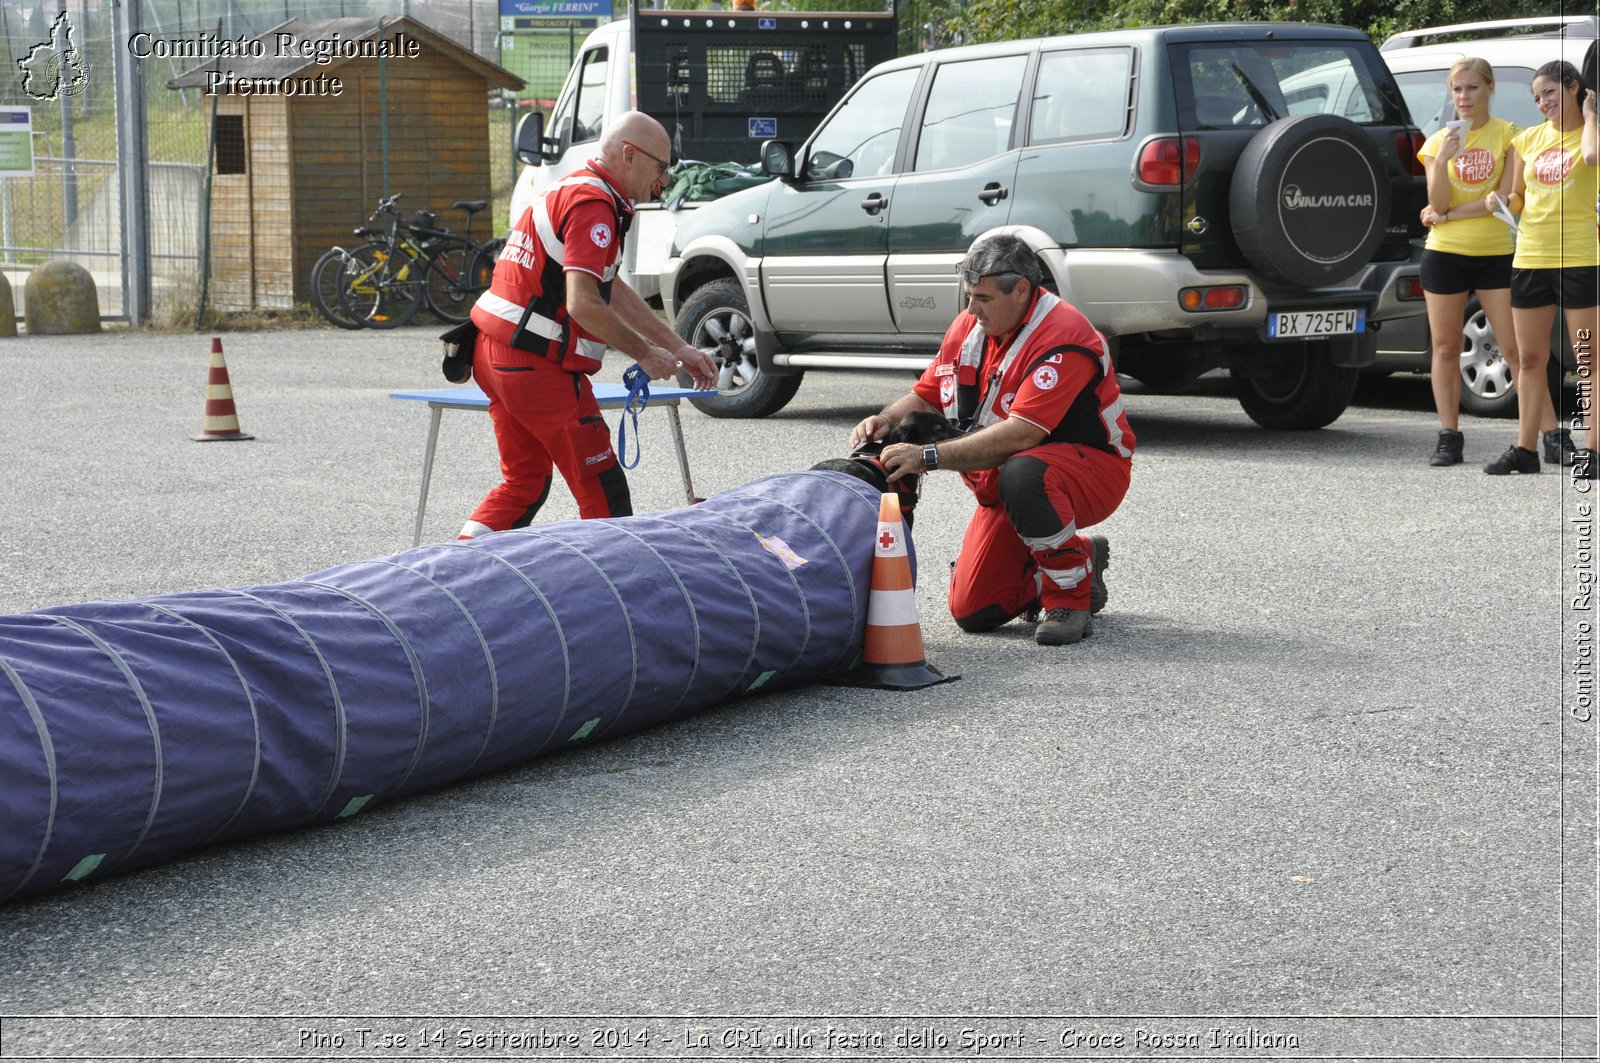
[1511,266,1600,310]
[1420,249,1513,295]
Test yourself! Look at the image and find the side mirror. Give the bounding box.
[760,139,794,178]
[515,111,547,167]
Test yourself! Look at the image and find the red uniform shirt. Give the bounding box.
[913,290,1135,502]
[472,162,633,373]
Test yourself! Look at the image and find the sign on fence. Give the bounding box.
[0,108,34,177]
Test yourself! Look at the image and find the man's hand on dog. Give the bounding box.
[636,344,719,390]
[879,442,928,484]
[850,415,891,449]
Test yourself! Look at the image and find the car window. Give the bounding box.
[912,55,1026,171]
[1486,66,1541,131]
[1180,42,1408,127]
[1392,69,1450,134]
[1393,64,1541,136]
[549,47,609,150]
[1030,47,1134,143]
[804,66,920,180]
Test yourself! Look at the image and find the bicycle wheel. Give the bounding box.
[338,245,424,329]
[310,244,380,329]
[423,241,478,324]
[466,238,504,294]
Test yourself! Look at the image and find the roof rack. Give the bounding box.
[1380,14,1599,51]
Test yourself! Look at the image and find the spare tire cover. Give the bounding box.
[1229,113,1390,288]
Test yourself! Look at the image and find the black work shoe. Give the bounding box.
[1543,428,1577,467]
[1036,607,1092,646]
[1429,429,1464,467]
[1088,535,1110,614]
[1484,445,1540,476]
[1575,449,1598,481]
[1021,598,1042,624]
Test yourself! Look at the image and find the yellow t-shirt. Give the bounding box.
[1511,120,1600,268]
[1418,117,1517,256]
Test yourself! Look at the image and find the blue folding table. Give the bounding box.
[390,382,705,546]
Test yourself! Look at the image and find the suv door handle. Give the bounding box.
[978,183,1009,205]
[860,193,887,215]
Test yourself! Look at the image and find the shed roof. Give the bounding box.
[168,15,523,90]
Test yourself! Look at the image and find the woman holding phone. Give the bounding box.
[1415,57,1525,467]
[1484,59,1599,477]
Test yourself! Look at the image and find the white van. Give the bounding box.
[507,0,896,301]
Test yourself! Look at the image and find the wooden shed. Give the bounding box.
[170,16,522,312]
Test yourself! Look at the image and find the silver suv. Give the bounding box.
[1367,15,1598,417]
[662,22,1428,428]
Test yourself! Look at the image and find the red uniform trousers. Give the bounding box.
[948,441,1129,629]
[461,337,630,536]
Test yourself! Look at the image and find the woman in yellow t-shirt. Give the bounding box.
[1416,57,1519,468]
[1484,60,1600,478]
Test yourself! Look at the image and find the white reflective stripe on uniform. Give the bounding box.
[1022,520,1077,552]
[457,520,496,540]
[969,290,1060,428]
[576,338,607,362]
[534,175,619,260]
[1040,563,1088,589]
[1101,397,1133,458]
[531,198,564,260]
[866,587,920,627]
[474,291,564,340]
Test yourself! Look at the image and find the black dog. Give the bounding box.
[812,411,960,528]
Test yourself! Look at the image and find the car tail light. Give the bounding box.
[1397,130,1426,177]
[1179,285,1247,311]
[1397,275,1425,301]
[1138,136,1200,186]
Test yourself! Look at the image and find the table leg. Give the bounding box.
[412,406,444,547]
[665,403,699,504]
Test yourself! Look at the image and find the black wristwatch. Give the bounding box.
[922,444,940,471]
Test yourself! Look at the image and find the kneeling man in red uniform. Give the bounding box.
[853,234,1135,646]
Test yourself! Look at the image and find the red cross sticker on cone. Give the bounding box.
[836,492,957,690]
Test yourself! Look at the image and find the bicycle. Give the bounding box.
[310,195,505,329]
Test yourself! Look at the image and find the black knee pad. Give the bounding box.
[997,455,1062,539]
[954,602,1016,633]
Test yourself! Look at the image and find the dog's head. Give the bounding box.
[812,411,960,525]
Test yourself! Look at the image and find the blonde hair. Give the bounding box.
[1448,57,1496,88]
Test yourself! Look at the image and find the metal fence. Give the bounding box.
[0,0,508,324]
[0,0,926,324]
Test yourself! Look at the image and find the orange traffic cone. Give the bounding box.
[837,491,958,690]
[192,337,254,442]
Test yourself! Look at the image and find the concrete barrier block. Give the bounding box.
[0,273,16,337]
[24,260,101,335]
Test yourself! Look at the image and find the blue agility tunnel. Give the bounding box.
[0,471,901,903]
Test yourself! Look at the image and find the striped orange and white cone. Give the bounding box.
[838,491,957,690]
[192,337,254,442]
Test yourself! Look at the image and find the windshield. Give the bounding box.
[1176,41,1410,128]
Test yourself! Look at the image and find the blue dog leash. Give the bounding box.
[617,363,651,470]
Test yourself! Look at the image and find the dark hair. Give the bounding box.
[1535,59,1589,107]
[958,233,1044,294]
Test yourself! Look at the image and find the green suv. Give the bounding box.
[660,22,1428,428]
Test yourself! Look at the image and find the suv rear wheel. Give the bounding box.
[1231,341,1360,429]
[675,278,804,419]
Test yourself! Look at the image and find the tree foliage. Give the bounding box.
[946,0,1576,50]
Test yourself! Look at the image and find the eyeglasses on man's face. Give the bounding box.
[626,141,671,178]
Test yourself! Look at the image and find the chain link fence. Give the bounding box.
[0,0,919,325]
[0,0,516,324]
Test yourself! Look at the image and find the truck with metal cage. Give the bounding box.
[508,0,897,302]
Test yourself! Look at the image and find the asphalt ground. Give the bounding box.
[0,326,1593,1061]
